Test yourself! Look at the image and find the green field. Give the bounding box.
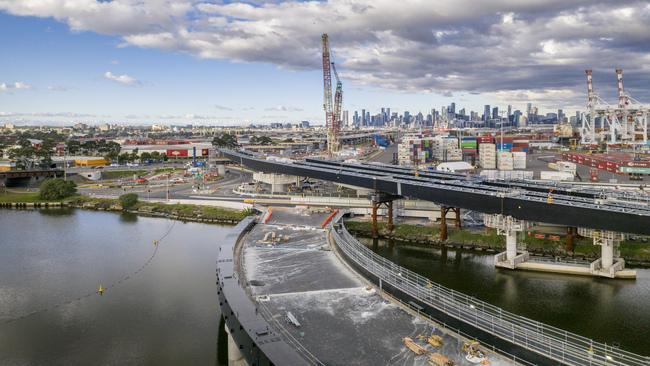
[0,191,43,203]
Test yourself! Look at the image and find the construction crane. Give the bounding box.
[331,61,343,144]
[321,33,340,154]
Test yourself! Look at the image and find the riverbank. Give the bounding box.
[1,194,251,225]
[345,220,650,266]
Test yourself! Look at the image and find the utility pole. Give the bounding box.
[63,146,67,181]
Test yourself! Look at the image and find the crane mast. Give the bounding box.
[332,62,343,146]
[321,33,340,154]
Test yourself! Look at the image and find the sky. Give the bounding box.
[0,0,649,126]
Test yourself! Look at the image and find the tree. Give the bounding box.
[250,135,274,145]
[119,193,139,209]
[140,152,152,161]
[39,178,77,200]
[9,139,36,169]
[117,152,131,164]
[212,133,239,149]
[66,140,81,155]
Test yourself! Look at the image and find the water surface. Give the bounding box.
[0,209,229,365]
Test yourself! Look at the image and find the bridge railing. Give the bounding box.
[329,212,649,366]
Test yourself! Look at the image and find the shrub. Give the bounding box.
[119,193,139,210]
[39,178,77,200]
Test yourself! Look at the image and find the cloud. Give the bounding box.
[214,104,233,111]
[3,1,650,106]
[104,71,140,86]
[264,105,304,112]
[0,81,32,92]
[47,85,68,91]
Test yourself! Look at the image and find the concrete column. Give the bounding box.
[270,182,287,193]
[439,206,448,241]
[371,202,379,238]
[454,207,461,229]
[387,201,394,232]
[506,230,517,261]
[225,326,247,366]
[601,240,614,270]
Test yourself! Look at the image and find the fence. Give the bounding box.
[330,213,649,366]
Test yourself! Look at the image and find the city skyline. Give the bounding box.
[1,1,649,125]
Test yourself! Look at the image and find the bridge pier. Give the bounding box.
[225,325,248,366]
[485,214,529,269]
[438,206,461,241]
[370,191,399,238]
[578,228,636,278]
[565,226,577,253]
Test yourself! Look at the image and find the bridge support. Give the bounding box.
[438,206,461,241]
[578,228,636,278]
[225,326,248,366]
[485,214,529,269]
[565,227,577,253]
[370,191,400,238]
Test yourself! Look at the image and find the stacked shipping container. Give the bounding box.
[560,152,650,175]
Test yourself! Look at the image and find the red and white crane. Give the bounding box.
[321,33,341,154]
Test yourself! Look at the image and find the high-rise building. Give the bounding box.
[483,105,491,122]
[353,111,359,126]
[492,107,499,120]
[450,102,456,114]
[557,109,564,123]
[507,105,512,119]
[361,109,366,126]
[342,110,349,126]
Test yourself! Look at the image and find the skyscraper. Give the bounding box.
[361,109,366,126]
[492,107,499,120]
[507,105,512,119]
[342,110,349,126]
[483,105,491,122]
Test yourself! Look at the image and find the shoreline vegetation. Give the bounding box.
[3,189,650,266]
[344,220,650,267]
[0,193,251,225]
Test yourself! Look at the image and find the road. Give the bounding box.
[367,143,397,164]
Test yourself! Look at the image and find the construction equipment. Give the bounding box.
[321,34,341,154]
[332,61,343,139]
[428,352,455,366]
[427,335,443,347]
[462,341,488,364]
[403,337,427,355]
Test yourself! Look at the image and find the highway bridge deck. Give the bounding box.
[221,149,650,235]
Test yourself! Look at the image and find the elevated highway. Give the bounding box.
[221,149,650,235]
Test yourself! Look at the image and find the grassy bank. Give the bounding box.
[0,191,44,203]
[67,196,251,223]
[344,220,650,263]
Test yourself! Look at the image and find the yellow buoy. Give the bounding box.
[97,285,105,296]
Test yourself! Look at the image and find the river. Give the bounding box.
[0,209,229,365]
[361,238,650,355]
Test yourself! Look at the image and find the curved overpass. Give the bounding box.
[221,149,650,235]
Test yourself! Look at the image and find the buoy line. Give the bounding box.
[1,219,177,325]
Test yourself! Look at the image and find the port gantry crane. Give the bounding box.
[321,33,341,154]
[581,69,648,145]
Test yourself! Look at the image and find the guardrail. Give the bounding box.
[329,212,649,366]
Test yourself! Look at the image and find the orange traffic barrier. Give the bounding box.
[321,209,339,228]
[263,208,273,224]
